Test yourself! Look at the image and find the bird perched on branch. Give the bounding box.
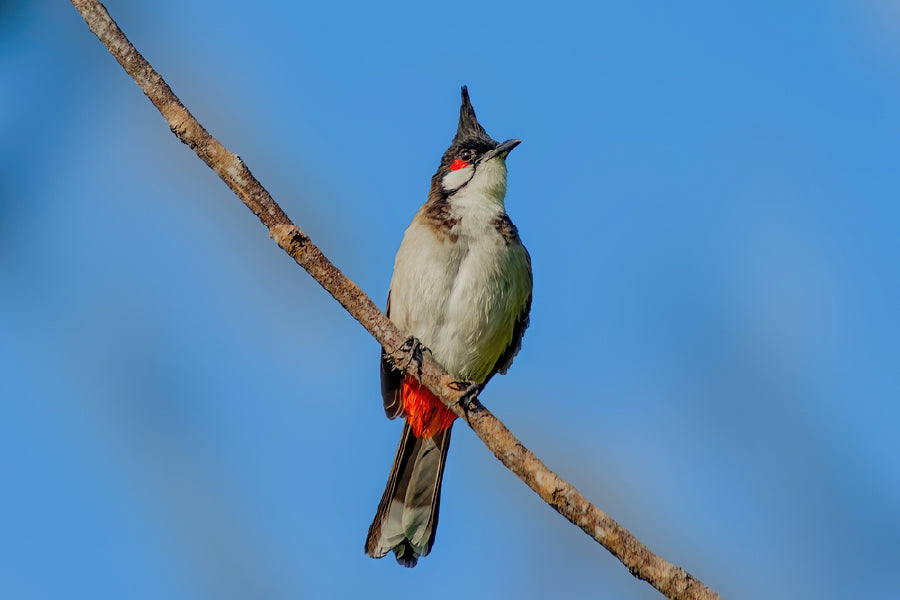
[365,86,532,567]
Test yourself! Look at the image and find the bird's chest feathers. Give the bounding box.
[394,203,508,312]
[390,201,523,379]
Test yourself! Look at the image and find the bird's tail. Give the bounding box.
[365,420,453,567]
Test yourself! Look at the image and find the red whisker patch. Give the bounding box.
[450,159,469,171]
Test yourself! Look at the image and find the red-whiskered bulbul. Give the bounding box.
[365,87,532,567]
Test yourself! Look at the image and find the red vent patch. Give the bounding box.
[401,375,457,438]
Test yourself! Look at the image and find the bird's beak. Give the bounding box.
[481,139,521,163]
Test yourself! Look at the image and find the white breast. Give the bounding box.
[389,176,530,383]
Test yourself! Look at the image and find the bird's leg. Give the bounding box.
[448,380,482,412]
[393,335,431,380]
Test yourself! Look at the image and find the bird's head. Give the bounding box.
[433,86,520,202]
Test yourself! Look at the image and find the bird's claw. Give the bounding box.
[449,380,481,411]
[394,335,430,378]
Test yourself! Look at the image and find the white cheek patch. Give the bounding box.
[441,165,474,192]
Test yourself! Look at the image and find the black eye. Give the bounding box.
[459,149,474,162]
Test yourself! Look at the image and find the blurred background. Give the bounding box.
[2,1,899,598]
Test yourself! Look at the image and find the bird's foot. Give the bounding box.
[394,335,431,378]
[449,380,481,412]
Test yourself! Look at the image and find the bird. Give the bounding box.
[365,86,532,567]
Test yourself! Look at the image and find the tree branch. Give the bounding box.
[70,2,722,598]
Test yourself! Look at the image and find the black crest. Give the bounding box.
[452,86,497,147]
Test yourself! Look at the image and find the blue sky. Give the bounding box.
[2,2,899,598]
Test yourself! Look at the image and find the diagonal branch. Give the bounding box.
[69,2,722,599]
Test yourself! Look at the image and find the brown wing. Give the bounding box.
[483,219,533,386]
[484,290,532,387]
[380,291,404,419]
